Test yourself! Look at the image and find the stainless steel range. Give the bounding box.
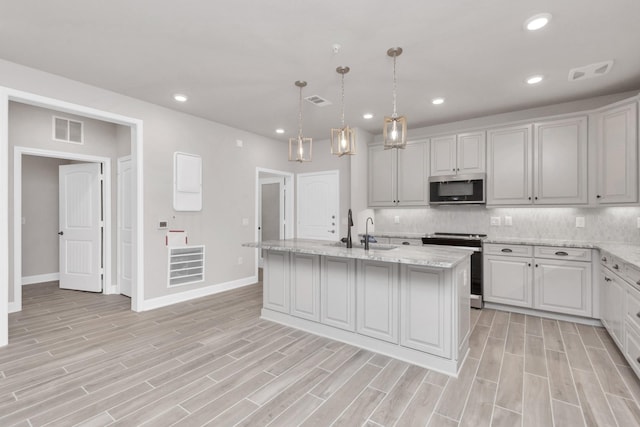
[422,232,486,309]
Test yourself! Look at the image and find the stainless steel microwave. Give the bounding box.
[429,173,485,205]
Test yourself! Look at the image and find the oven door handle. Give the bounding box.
[423,244,481,252]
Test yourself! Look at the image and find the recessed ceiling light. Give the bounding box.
[275,128,285,134]
[432,98,445,105]
[524,13,552,31]
[363,113,374,119]
[173,94,188,102]
[526,75,544,85]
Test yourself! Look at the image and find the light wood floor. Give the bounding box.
[3,282,640,426]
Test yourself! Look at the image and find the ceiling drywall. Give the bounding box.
[0,0,639,141]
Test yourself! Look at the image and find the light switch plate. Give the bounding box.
[504,216,512,226]
[394,216,400,224]
[242,218,249,226]
[576,217,585,228]
[490,217,501,226]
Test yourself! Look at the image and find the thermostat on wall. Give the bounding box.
[158,220,168,230]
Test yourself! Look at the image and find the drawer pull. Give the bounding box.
[605,277,612,282]
[501,248,513,253]
[613,264,620,270]
[636,312,640,319]
[636,280,640,286]
[555,251,569,256]
[637,357,640,364]
[602,256,607,262]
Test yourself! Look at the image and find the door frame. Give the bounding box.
[258,176,285,267]
[117,155,132,296]
[1,87,145,348]
[22,151,109,296]
[255,168,294,272]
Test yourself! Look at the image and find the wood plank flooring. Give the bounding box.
[3,282,640,426]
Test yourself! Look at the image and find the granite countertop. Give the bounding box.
[243,239,473,269]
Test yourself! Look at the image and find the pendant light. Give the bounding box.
[383,47,407,149]
[330,66,356,156]
[289,80,312,162]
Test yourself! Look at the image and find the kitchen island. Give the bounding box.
[243,239,472,376]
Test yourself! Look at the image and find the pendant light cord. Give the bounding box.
[392,54,398,119]
[298,86,303,139]
[340,73,346,127]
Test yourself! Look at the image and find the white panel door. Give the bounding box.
[118,157,133,297]
[297,170,339,240]
[59,163,102,292]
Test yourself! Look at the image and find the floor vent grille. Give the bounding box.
[168,245,205,287]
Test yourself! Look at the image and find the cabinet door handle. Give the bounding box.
[636,280,640,286]
[528,263,531,267]
[534,196,538,200]
[555,251,569,256]
[613,264,619,270]
[535,264,539,268]
[528,196,532,200]
[601,257,607,262]
[637,357,640,364]
[501,248,513,253]
[605,277,612,282]
[328,230,335,233]
[636,312,640,319]
[597,194,601,199]
[402,241,410,245]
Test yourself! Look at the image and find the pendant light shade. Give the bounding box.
[331,66,356,156]
[383,47,407,149]
[289,80,312,162]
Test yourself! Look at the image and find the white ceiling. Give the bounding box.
[1,0,639,141]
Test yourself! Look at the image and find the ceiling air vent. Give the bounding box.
[568,60,613,82]
[304,95,332,107]
[53,116,84,144]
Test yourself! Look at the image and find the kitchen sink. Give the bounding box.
[325,242,398,251]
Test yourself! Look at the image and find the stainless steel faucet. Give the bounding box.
[365,217,374,250]
[346,209,354,248]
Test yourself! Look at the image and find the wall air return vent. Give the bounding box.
[53,116,84,144]
[168,245,205,287]
[304,95,332,107]
[568,60,613,82]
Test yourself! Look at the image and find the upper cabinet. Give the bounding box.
[593,101,638,204]
[487,116,588,206]
[430,131,485,176]
[368,140,428,207]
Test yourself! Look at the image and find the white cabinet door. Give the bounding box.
[368,145,396,207]
[533,117,588,205]
[400,264,451,357]
[534,259,592,316]
[486,125,533,205]
[263,251,290,313]
[397,141,428,206]
[321,256,356,331]
[357,260,399,343]
[484,254,533,307]
[290,253,320,321]
[430,135,456,176]
[456,260,471,356]
[595,102,638,204]
[457,131,486,174]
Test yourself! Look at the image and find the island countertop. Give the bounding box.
[243,239,473,268]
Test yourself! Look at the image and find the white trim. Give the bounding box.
[254,168,294,274]
[117,155,132,297]
[22,273,60,285]
[14,147,112,305]
[139,276,258,311]
[483,302,602,326]
[1,87,145,347]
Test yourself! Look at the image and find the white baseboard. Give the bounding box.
[8,301,20,313]
[138,276,258,311]
[483,302,603,326]
[22,273,59,285]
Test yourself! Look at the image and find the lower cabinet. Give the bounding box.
[290,253,320,321]
[357,260,398,343]
[263,250,290,313]
[400,264,451,357]
[483,243,593,317]
[321,256,356,331]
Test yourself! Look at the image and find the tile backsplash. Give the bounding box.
[375,206,640,243]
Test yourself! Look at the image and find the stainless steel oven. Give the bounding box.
[422,232,486,308]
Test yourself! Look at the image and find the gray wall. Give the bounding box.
[21,155,71,277]
[1,58,294,304]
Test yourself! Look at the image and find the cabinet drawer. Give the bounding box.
[628,285,640,331]
[389,238,423,246]
[625,263,640,288]
[534,246,592,262]
[624,321,640,378]
[484,243,533,257]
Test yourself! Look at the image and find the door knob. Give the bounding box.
[58,231,64,236]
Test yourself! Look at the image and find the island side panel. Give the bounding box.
[263,250,290,313]
[290,253,320,321]
[456,258,471,360]
[356,260,399,344]
[320,256,356,331]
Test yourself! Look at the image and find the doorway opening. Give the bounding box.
[255,168,294,272]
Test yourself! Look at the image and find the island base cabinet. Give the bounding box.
[356,260,398,343]
[400,265,452,358]
[263,251,290,314]
[290,253,320,321]
[321,256,356,331]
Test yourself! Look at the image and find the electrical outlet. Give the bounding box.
[236,139,243,147]
[237,257,244,265]
[394,216,400,224]
[490,217,501,226]
[576,217,585,228]
[242,218,249,226]
[504,216,512,226]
